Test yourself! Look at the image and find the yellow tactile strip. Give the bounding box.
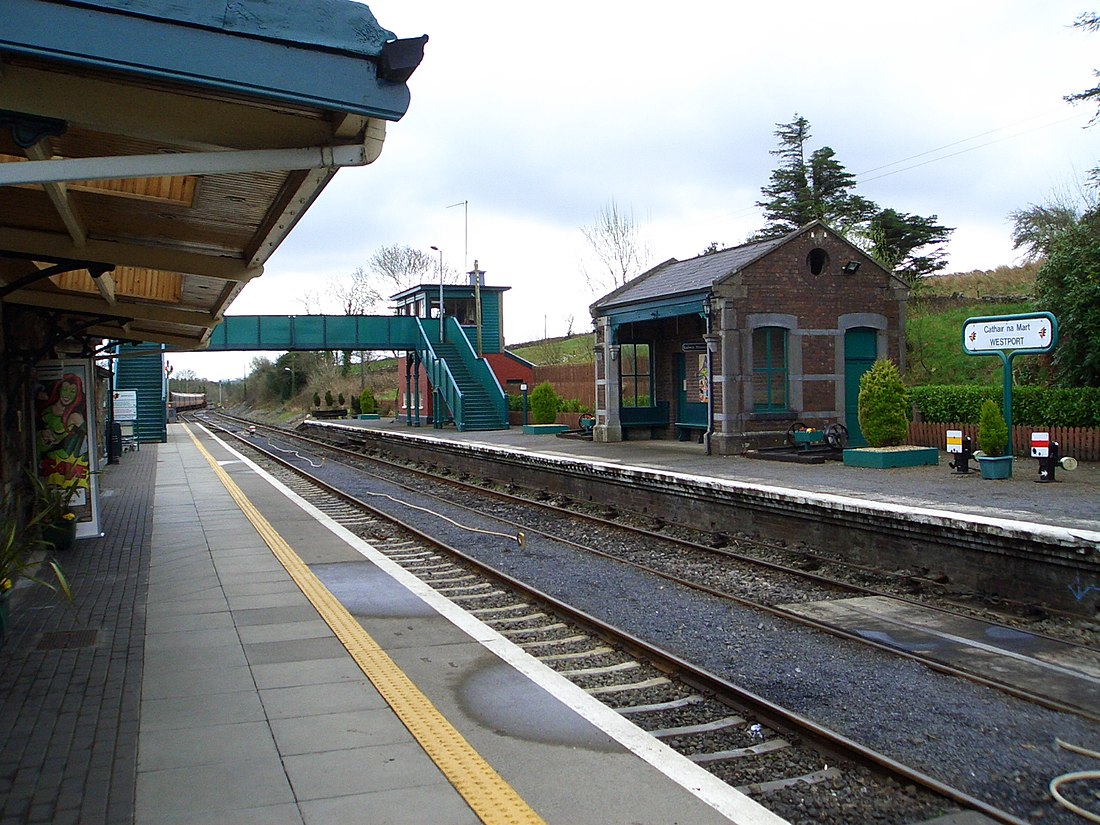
[182,424,546,825]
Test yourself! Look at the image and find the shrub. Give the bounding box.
[1012,386,1100,427]
[337,393,345,407]
[978,399,1008,457]
[350,395,361,415]
[857,359,911,447]
[324,390,334,407]
[559,398,591,414]
[909,385,995,423]
[359,388,377,415]
[312,392,321,408]
[529,381,561,425]
[910,385,1100,427]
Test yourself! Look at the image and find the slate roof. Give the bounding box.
[591,234,787,312]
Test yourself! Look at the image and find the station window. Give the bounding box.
[752,327,788,411]
[445,297,477,325]
[619,342,653,407]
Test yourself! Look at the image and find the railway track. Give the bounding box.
[208,412,1100,722]
[191,411,1073,824]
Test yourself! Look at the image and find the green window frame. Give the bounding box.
[753,327,788,411]
[619,342,653,408]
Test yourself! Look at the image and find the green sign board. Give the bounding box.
[962,312,1058,455]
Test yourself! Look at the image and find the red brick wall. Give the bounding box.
[722,225,905,428]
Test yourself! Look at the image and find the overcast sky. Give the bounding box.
[173,1,1098,381]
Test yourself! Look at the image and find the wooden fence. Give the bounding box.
[532,363,595,410]
[908,422,1100,461]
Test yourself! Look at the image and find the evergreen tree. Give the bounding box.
[756,116,874,235]
[756,115,953,281]
[1065,13,1100,124]
[808,146,877,230]
[1034,208,1100,387]
[756,115,813,235]
[867,208,952,284]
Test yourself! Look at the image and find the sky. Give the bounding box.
[171,1,1099,381]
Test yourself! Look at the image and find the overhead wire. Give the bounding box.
[706,110,1090,235]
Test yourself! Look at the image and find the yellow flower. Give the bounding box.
[61,512,76,521]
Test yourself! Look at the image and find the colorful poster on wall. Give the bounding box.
[34,360,100,539]
[695,353,709,404]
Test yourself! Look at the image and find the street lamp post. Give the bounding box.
[284,361,295,400]
[430,245,444,342]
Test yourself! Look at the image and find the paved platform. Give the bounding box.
[0,424,784,825]
[327,419,1100,535]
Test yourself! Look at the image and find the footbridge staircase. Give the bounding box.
[206,315,509,431]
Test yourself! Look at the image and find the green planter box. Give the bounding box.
[522,424,569,435]
[842,447,939,469]
[357,414,380,420]
[978,455,1013,479]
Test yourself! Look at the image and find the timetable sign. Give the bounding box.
[963,313,1055,355]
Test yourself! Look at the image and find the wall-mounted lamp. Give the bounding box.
[843,260,861,274]
[702,292,713,316]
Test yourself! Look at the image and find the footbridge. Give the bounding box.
[206,315,509,431]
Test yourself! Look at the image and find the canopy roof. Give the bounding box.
[0,0,425,351]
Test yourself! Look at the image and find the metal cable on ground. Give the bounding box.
[1050,739,1100,823]
[243,423,523,546]
[257,435,325,468]
[357,488,525,547]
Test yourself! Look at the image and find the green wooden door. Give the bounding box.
[676,353,708,428]
[844,328,878,447]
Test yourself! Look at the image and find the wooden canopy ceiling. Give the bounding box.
[0,0,423,353]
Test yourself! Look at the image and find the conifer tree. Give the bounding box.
[756,115,953,281]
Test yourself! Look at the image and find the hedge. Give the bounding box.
[910,385,1100,427]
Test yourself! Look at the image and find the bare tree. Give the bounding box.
[368,244,461,296]
[331,266,382,314]
[580,199,650,297]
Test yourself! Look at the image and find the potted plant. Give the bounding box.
[1,482,75,646]
[29,471,79,552]
[844,359,937,468]
[977,399,1012,479]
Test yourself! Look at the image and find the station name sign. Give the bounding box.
[962,312,1057,356]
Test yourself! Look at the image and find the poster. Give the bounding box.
[34,360,100,539]
[695,353,709,404]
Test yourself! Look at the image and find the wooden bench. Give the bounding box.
[619,401,669,439]
[675,421,707,443]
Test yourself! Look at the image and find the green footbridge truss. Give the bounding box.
[207,315,509,431]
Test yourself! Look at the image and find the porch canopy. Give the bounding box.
[0,0,425,351]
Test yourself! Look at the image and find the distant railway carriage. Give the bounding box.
[170,392,207,413]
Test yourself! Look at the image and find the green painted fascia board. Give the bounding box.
[604,295,707,329]
[1,0,413,120]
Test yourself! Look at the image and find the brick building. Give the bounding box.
[589,222,908,454]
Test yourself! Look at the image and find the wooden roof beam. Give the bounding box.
[24,142,87,246]
[0,226,262,282]
[4,287,217,327]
